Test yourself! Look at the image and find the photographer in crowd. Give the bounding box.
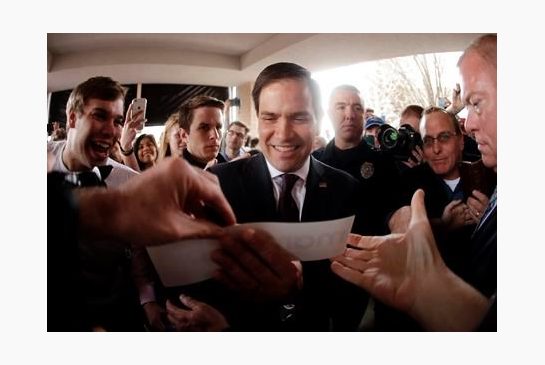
[331,34,497,331]
[377,106,492,330]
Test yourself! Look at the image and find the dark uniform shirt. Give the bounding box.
[312,139,401,235]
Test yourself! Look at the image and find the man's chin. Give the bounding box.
[201,153,218,162]
[89,153,108,166]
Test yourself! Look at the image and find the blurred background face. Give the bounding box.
[328,89,364,144]
[400,113,421,131]
[109,142,123,163]
[69,97,124,169]
[226,125,247,151]
[137,136,158,164]
[258,79,317,172]
[421,111,463,180]
[168,124,185,156]
[312,135,327,151]
[364,125,381,148]
[185,106,223,162]
[460,51,497,171]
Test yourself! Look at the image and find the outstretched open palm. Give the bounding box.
[331,189,445,314]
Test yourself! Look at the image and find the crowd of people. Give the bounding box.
[47,34,497,332]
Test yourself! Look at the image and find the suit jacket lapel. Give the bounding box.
[242,153,278,222]
[302,157,328,222]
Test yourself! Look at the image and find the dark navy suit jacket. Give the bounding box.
[207,153,368,331]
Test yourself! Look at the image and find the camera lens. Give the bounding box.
[379,126,399,150]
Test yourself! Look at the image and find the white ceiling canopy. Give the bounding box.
[47,33,483,92]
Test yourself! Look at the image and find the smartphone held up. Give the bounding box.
[130,98,147,131]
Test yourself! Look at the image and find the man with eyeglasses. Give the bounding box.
[331,34,497,331]
[380,106,491,331]
[391,107,491,267]
[220,121,250,161]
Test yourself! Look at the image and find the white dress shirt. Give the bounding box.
[264,156,310,221]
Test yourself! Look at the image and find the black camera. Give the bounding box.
[376,123,423,161]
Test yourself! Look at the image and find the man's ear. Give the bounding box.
[67,110,77,129]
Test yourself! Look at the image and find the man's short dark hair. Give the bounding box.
[228,121,249,134]
[178,95,225,131]
[66,76,126,115]
[251,62,323,122]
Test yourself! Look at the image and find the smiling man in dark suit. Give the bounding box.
[207,62,368,331]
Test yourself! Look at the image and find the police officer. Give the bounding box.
[313,85,401,235]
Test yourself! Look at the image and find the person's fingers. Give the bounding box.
[346,233,363,247]
[348,234,388,250]
[166,312,190,330]
[214,228,292,283]
[187,170,236,227]
[194,176,236,226]
[150,214,222,244]
[179,161,236,226]
[446,198,463,210]
[333,251,375,271]
[330,260,374,289]
[179,294,201,310]
[343,247,376,260]
[413,146,424,160]
[212,227,298,300]
[467,195,487,218]
[402,159,417,168]
[124,110,145,127]
[471,189,489,204]
[130,120,145,130]
[210,246,260,291]
[241,228,297,275]
[166,299,189,316]
[464,203,481,223]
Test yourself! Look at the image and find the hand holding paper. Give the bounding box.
[146,216,355,287]
[211,226,301,302]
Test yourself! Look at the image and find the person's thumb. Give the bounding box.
[409,189,429,228]
[179,294,199,309]
[408,189,442,262]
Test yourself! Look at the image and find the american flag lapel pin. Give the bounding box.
[319,181,328,188]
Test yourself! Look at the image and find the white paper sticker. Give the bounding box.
[146,215,355,287]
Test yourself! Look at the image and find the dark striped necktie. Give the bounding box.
[277,173,300,222]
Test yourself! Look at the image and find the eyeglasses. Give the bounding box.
[227,130,245,139]
[422,132,457,148]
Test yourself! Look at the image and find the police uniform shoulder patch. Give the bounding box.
[360,162,375,179]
